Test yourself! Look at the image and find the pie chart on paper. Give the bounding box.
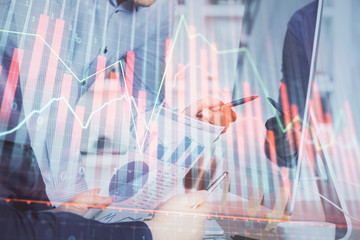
[109,161,149,203]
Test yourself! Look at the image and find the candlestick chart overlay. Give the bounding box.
[0,0,359,239]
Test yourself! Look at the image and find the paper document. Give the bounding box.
[83,107,223,223]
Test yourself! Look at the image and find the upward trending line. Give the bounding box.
[0,15,258,147]
[0,15,344,152]
[0,16,252,85]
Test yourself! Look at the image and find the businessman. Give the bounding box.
[264,1,318,167]
[0,0,236,239]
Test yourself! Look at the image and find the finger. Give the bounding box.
[199,109,215,124]
[201,109,224,125]
[195,97,225,110]
[221,105,236,123]
[210,106,235,127]
[221,105,234,117]
[202,109,229,130]
[71,189,100,204]
[183,97,224,117]
[193,202,210,214]
[86,189,112,207]
[91,195,113,207]
[198,116,212,125]
[89,188,101,196]
[182,190,208,207]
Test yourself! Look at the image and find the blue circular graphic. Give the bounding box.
[109,161,149,203]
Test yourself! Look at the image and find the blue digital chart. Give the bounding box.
[109,161,150,203]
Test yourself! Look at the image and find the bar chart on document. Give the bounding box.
[83,107,223,223]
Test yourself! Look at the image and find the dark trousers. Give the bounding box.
[0,141,152,240]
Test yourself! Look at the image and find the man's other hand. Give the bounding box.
[183,97,237,133]
[53,189,112,216]
[146,191,210,240]
[264,116,300,167]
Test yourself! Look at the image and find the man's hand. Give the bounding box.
[53,189,112,216]
[264,116,301,167]
[134,0,156,7]
[183,97,237,133]
[146,191,210,240]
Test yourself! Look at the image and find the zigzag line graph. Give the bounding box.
[0,30,122,84]
[0,15,357,152]
[0,95,145,137]
[0,85,157,151]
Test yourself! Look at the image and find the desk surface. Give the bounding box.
[208,193,360,239]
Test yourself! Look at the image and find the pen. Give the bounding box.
[211,96,259,111]
[267,97,285,115]
[191,171,228,209]
[206,171,228,194]
[197,96,259,118]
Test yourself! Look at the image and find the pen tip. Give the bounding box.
[267,97,274,103]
